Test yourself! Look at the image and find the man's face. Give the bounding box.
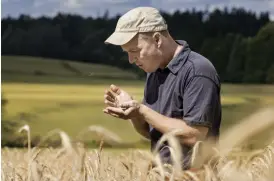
[121,33,162,73]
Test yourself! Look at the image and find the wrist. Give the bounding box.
[138,104,148,116]
[128,104,147,123]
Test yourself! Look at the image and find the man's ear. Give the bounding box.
[152,32,162,48]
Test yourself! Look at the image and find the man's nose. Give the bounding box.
[128,54,137,64]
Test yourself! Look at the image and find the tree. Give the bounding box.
[243,22,274,83]
[225,34,247,82]
[1,8,271,83]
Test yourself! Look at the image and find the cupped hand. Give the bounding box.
[104,84,133,108]
[103,100,141,120]
[103,84,139,119]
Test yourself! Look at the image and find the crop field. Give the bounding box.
[2,56,274,180]
[2,109,274,181]
[2,82,274,145]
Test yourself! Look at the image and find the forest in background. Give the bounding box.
[2,7,274,83]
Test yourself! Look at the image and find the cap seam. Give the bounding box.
[116,25,167,32]
[139,26,167,32]
[116,29,139,32]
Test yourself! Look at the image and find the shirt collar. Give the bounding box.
[166,40,191,75]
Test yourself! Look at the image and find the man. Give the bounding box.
[103,7,222,170]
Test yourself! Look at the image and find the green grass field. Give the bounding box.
[2,55,274,148]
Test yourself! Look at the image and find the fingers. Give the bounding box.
[105,106,135,117]
[103,108,109,114]
[119,101,132,108]
[119,100,139,108]
[104,100,116,107]
[110,84,121,95]
[104,93,115,102]
[104,89,117,107]
[104,107,124,114]
[103,108,127,119]
[103,109,120,118]
[105,90,116,100]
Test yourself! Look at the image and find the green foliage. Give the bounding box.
[244,22,274,83]
[266,64,274,83]
[200,33,238,79]
[224,35,247,82]
[1,8,271,83]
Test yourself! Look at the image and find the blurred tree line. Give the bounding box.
[1,7,274,83]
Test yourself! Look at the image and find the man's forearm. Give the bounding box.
[130,116,150,139]
[138,104,200,145]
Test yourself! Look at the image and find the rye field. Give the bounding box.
[2,55,274,180]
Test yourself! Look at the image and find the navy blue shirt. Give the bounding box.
[142,40,222,169]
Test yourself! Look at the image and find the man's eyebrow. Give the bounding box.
[122,48,138,52]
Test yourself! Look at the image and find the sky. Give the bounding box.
[2,0,274,20]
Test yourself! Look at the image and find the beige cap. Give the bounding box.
[104,7,168,46]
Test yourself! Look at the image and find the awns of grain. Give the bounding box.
[2,107,274,181]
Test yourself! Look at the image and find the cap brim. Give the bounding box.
[104,31,138,46]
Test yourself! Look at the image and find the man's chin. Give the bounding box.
[143,69,152,73]
[141,67,158,73]
[139,66,147,72]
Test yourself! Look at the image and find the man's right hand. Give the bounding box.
[103,84,135,119]
[104,84,133,108]
[103,84,150,139]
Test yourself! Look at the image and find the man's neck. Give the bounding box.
[172,43,184,59]
[160,40,184,69]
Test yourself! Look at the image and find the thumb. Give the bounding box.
[110,84,121,95]
[124,107,136,115]
[119,100,139,108]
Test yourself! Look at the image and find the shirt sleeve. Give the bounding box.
[183,75,221,128]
